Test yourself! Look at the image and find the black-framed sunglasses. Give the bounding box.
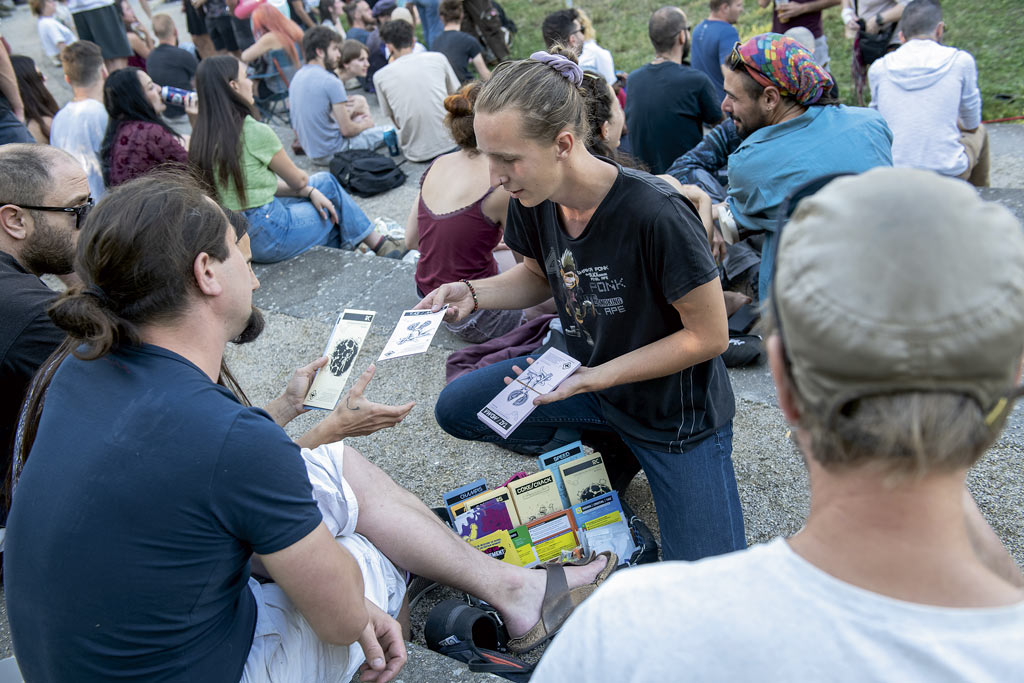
[5,198,94,230]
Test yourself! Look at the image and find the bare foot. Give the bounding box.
[724,290,753,317]
[499,554,610,639]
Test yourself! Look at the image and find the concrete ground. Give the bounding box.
[1,2,1023,679]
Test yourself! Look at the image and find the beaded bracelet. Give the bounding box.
[460,279,479,314]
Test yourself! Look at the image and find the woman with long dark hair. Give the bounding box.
[188,55,403,263]
[100,67,189,187]
[12,55,59,143]
[319,0,346,36]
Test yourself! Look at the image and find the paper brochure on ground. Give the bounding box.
[303,309,375,410]
[508,469,564,524]
[559,453,612,506]
[443,478,488,524]
[377,306,448,360]
[537,440,589,508]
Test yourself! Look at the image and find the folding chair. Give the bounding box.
[250,47,302,126]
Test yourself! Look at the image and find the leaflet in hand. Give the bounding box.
[303,309,375,410]
[377,306,448,361]
[476,348,581,438]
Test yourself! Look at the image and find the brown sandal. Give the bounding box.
[507,550,617,653]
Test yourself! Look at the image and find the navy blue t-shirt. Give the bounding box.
[690,19,739,105]
[503,162,735,452]
[625,61,723,175]
[4,344,322,682]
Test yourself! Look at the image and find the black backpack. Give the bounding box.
[329,149,406,197]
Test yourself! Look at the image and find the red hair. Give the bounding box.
[252,4,304,65]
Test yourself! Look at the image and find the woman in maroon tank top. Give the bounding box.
[405,82,529,343]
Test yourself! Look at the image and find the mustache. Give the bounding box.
[231,307,265,345]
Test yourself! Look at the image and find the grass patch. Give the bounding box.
[501,0,1023,120]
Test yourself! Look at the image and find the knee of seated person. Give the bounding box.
[433,382,474,438]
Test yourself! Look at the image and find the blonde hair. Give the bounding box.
[475,45,588,144]
[577,7,596,42]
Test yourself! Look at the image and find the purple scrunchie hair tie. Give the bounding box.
[530,51,584,87]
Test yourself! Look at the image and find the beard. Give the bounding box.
[325,54,339,71]
[231,307,266,345]
[681,40,690,62]
[20,216,76,275]
[730,108,770,139]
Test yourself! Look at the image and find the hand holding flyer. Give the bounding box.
[377,306,448,361]
[477,348,581,438]
[304,310,375,410]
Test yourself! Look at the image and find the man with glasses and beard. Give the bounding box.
[0,144,89,487]
[625,6,723,174]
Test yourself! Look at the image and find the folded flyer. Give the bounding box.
[477,348,581,438]
[303,309,375,410]
[377,306,448,361]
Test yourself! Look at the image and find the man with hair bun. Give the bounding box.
[4,173,614,680]
[625,5,723,174]
[533,167,1024,680]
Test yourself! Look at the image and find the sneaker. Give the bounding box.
[374,236,406,259]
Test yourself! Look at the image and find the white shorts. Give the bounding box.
[240,442,407,683]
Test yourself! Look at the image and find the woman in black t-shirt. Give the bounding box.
[419,48,745,563]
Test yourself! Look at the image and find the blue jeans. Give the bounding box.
[412,0,442,48]
[243,172,374,263]
[434,355,746,561]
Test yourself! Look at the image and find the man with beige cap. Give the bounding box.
[533,167,1024,680]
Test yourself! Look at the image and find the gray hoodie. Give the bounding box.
[868,39,980,176]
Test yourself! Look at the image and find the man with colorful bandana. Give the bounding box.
[718,33,892,301]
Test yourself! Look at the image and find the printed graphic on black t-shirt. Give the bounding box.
[503,162,735,451]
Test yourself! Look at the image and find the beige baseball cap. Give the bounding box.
[773,167,1024,420]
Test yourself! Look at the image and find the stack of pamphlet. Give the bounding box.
[441,441,636,566]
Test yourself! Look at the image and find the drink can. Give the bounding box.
[161,86,195,107]
[382,128,400,156]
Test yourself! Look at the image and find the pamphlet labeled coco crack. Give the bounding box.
[377,306,448,361]
[303,309,375,410]
[476,347,581,438]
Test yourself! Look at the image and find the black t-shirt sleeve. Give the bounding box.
[697,75,723,124]
[461,32,481,59]
[183,51,199,81]
[502,200,541,262]
[646,194,720,303]
[5,308,65,378]
[209,409,322,555]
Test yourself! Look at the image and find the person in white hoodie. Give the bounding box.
[868,0,988,186]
